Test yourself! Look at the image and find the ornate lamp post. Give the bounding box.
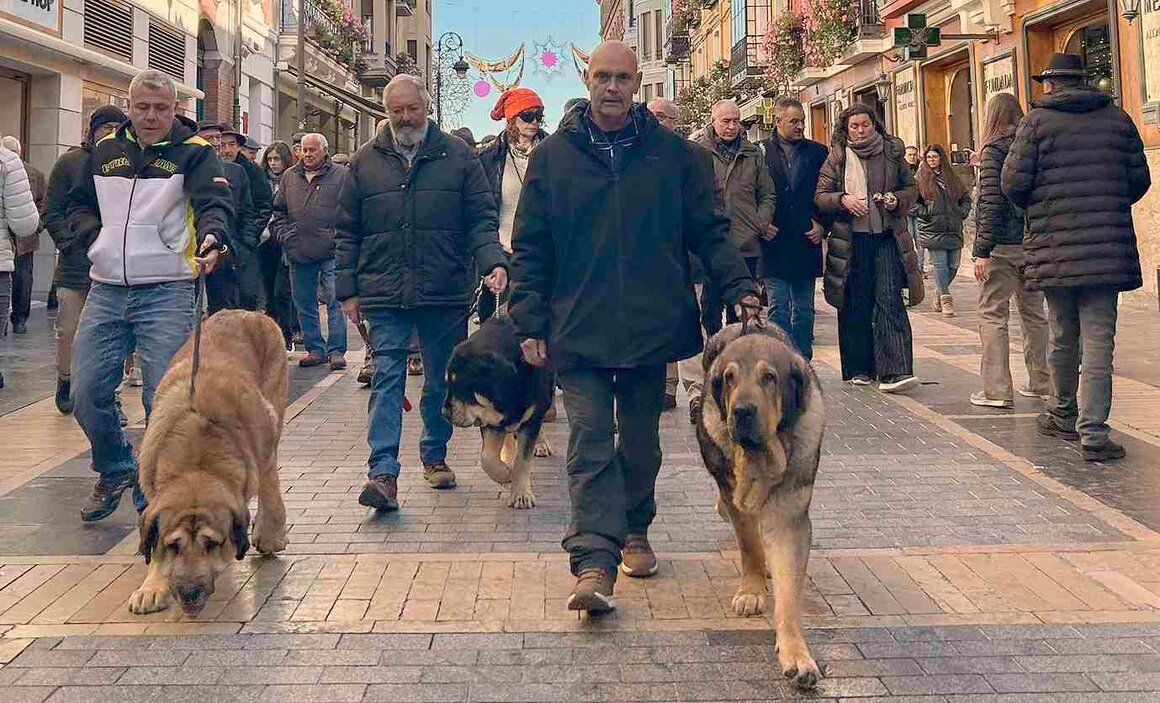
[434,31,470,128]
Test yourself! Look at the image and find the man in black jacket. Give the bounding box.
[1002,53,1151,462]
[762,97,828,361]
[197,121,254,313]
[222,128,271,310]
[43,105,126,414]
[509,41,759,613]
[336,74,508,512]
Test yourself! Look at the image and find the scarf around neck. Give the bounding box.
[844,131,889,234]
[847,131,884,160]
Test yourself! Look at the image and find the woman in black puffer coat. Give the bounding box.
[911,144,971,316]
[970,93,1050,408]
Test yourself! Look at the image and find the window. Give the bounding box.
[628,0,635,26]
[643,84,653,101]
[408,39,418,60]
[654,10,664,63]
[656,83,664,98]
[641,10,652,60]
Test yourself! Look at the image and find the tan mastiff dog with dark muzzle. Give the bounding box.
[695,322,824,689]
[129,310,289,616]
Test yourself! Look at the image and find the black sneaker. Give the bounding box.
[55,377,73,414]
[1083,440,1126,463]
[81,475,135,522]
[11,321,27,335]
[358,475,399,511]
[567,566,617,613]
[1036,412,1079,441]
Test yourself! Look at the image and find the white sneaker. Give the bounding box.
[971,391,1013,408]
[849,375,873,386]
[878,375,919,393]
[1018,387,1051,401]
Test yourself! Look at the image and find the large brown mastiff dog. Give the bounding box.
[695,322,824,689]
[129,310,289,616]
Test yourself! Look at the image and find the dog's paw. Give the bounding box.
[533,437,552,457]
[508,489,537,509]
[730,589,767,616]
[778,639,821,690]
[128,583,172,615]
[252,524,288,555]
[481,457,512,485]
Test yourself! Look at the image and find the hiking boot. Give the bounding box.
[55,376,73,415]
[688,393,702,425]
[1083,440,1126,463]
[567,566,617,613]
[406,355,423,376]
[423,462,457,489]
[621,533,658,578]
[357,360,374,385]
[970,390,1013,409]
[358,475,399,511]
[879,375,918,394]
[940,294,955,317]
[329,352,347,371]
[1018,386,1051,401]
[299,352,328,368]
[1036,412,1079,440]
[663,391,677,411]
[81,474,135,522]
[849,374,873,386]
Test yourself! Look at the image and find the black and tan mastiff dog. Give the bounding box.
[695,322,824,689]
[129,310,289,616]
[442,316,553,509]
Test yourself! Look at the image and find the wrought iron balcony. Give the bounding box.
[280,0,340,37]
[664,15,691,63]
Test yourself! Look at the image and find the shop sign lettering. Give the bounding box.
[1,0,60,32]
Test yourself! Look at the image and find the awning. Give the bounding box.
[284,66,387,120]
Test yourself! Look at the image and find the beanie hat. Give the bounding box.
[490,88,544,122]
[88,105,127,142]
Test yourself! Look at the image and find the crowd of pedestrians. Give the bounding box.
[0,47,1149,612]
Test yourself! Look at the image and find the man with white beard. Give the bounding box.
[335,73,509,512]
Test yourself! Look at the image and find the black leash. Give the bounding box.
[738,299,766,337]
[189,273,207,403]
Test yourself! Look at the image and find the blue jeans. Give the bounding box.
[72,281,195,511]
[290,259,347,356]
[908,216,925,270]
[764,276,817,360]
[928,248,962,296]
[364,306,467,478]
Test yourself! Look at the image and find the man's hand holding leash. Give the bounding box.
[195,235,225,274]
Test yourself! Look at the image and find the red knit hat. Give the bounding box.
[490,88,544,121]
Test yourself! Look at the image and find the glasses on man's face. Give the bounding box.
[518,109,544,124]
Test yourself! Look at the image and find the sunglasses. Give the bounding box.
[517,109,544,123]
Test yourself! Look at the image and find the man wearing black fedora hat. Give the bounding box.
[1002,52,1151,463]
[221,127,271,311]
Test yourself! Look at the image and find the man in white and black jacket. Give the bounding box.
[66,69,233,522]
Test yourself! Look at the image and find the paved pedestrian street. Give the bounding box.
[2,288,1160,702]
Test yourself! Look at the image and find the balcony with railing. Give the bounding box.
[664,14,691,64]
[396,0,414,16]
[279,0,370,84]
[836,0,888,65]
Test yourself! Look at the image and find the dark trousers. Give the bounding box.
[258,241,298,344]
[558,364,666,575]
[234,249,261,311]
[205,263,238,315]
[10,252,33,325]
[701,256,760,334]
[838,232,914,380]
[1043,287,1119,447]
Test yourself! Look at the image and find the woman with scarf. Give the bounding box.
[478,87,549,321]
[912,144,972,316]
[816,104,923,393]
[258,140,299,349]
[970,93,1051,408]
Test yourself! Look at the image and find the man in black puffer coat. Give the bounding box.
[336,74,508,513]
[1001,53,1151,462]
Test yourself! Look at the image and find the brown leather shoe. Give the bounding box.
[620,533,658,578]
[299,352,328,368]
[423,462,457,489]
[567,566,617,613]
[329,352,347,370]
[358,475,399,511]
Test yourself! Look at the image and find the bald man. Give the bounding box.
[509,40,759,613]
[692,100,776,337]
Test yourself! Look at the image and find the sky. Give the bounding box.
[432,0,601,139]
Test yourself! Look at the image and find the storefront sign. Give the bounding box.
[1,0,61,34]
[893,66,919,149]
[1144,0,1160,105]
[982,55,1016,104]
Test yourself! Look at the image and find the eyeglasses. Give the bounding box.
[517,109,544,123]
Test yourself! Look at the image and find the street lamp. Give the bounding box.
[874,73,892,103]
[435,31,468,128]
[1119,0,1140,23]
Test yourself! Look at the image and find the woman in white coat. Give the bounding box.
[0,140,42,387]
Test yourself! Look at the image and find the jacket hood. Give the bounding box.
[1034,86,1113,113]
[555,99,659,145]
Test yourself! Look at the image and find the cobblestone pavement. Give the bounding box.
[1,284,1160,701]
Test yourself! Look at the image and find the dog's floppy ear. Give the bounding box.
[232,512,250,561]
[778,359,810,432]
[138,511,160,565]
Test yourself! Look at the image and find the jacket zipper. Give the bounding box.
[122,176,138,286]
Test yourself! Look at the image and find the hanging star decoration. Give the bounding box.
[465,44,526,92]
[532,37,565,81]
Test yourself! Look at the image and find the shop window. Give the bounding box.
[82,83,129,142]
[1065,22,1115,93]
